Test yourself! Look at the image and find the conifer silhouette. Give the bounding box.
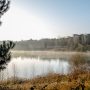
[0,0,10,24]
[0,41,15,71]
[0,0,15,71]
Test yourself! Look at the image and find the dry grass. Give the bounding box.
[0,72,90,90]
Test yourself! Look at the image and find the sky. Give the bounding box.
[0,0,90,41]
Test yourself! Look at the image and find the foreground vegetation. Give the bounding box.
[0,72,90,90]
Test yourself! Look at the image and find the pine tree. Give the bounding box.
[0,41,15,71]
[0,0,15,71]
[0,0,10,24]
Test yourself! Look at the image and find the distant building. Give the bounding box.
[86,34,90,45]
[80,34,87,45]
[73,34,88,45]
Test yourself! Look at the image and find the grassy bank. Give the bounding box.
[0,72,90,90]
[11,50,90,59]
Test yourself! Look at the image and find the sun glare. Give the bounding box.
[0,6,48,41]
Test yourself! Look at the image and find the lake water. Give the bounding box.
[1,57,71,80]
[1,56,90,80]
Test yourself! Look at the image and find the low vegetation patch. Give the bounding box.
[0,72,89,90]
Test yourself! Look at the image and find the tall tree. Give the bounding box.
[0,0,15,71]
[0,0,10,25]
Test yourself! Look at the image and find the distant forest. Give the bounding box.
[14,34,90,51]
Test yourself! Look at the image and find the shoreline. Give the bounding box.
[11,50,90,59]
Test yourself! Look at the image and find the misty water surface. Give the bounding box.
[1,57,70,79]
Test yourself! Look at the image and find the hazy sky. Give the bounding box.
[0,0,90,41]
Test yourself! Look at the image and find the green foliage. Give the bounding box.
[0,41,15,71]
[0,0,10,24]
[0,0,15,71]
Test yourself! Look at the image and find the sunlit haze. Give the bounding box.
[0,0,90,41]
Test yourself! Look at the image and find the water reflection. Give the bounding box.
[2,57,70,79]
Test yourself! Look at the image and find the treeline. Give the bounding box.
[14,34,90,51]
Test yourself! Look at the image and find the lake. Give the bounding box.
[1,52,90,80]
[1,57,70,80]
